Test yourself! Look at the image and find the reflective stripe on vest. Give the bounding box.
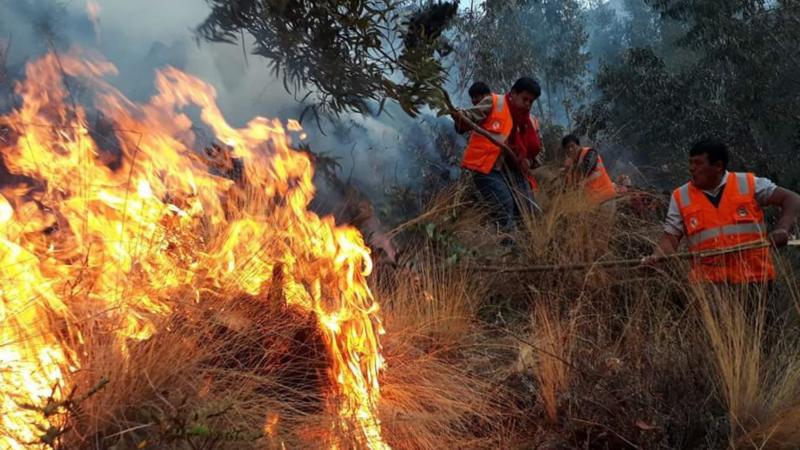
[687,222,767,247]
[678,183,691,207]
[586,160,606,180]
[674,171,775,283]
[489,96,513,141]
[485,131,508,142]
[679,174,749,207]
[737,172,750,195]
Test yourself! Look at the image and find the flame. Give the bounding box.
[0,49,388,449]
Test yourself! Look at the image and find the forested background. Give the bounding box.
[197,0,800,197]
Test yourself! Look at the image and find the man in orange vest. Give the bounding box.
[455,78,541,229]
[649,139,800,284]
[561,135,617,205]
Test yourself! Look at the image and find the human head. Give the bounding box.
[561,134,581,157]
[468,81,491,105]
[508,77,541,112]
[689,138,729,190]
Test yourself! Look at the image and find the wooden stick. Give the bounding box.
[434,85,522,170]
[472,240,800,273]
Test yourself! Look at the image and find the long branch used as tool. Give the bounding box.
[472,240,800,273]
[434,85,521,170]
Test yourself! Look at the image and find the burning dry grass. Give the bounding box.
[0,50,519,450]
[26,245,514,450]
[37,293,334,449]
[5,50,800,450]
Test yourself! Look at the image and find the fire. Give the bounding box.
[0,50,388,449]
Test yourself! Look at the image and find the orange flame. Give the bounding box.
[0,49,388,449]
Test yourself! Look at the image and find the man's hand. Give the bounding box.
[642,233,681,267]
[370,232,397,264]
[769,228,790,248]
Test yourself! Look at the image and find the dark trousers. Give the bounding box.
[473,169,535,231]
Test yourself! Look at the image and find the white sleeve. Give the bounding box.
[754,176,778,205]
[663,196,684,236]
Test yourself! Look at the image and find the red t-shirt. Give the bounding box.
[510,119,541,162]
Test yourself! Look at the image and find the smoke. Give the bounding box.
[0,0,459,213]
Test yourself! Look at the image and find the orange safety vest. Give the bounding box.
[674,172,775,284]
[577,147,616,203]
[461,93,513,175]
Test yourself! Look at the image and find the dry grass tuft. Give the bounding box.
[692,279,800,449]
[59,294,323,449]
[516,298,578,425]
[376,256,512,449]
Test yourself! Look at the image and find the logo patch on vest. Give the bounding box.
[737,206,748,217]
[491,120,500,130]
[689,217,698,229]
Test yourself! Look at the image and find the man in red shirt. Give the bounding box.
[454,78,542,227]
[507,96,544,197]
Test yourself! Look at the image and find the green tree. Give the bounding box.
[580,0,800,188]
[462,0,590,124]
[197,0,459,119]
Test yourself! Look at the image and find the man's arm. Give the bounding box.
[644,196,683,263]
[763,186,800,247]
[653,233,681,256]
[454,96,493,134]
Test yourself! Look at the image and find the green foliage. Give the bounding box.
[197,0,458,119]
[420,220,474,264]
[458,0,590,122]
[580,0,800,188]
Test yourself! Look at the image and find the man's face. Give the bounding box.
[509,90,537,112]
[564,141,581,158]
[470,93,488,106]
[689,153,725,190]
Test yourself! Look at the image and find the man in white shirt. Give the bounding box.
[648,139,800,284]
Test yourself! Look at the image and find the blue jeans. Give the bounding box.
[473,170,535,230]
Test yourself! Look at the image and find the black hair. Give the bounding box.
[690,138,729,169]
[468,81,491,98]
[561,134,580,148]
[510,77,541,98]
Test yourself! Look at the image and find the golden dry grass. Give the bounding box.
[17,172,800,450]
[376,254,512,450]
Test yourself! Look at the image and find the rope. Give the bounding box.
[471,240,800,273]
